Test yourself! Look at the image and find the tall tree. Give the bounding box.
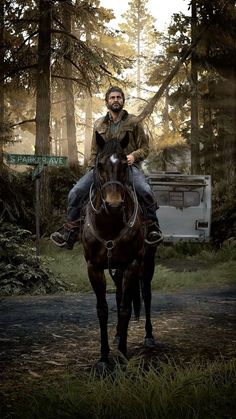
[35,0,52,155]
[34,0,52,229]
[62,0,77,166]
[120,0,158,99]
[0,0,5,166]
[190,0,200,173]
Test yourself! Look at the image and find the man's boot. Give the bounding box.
[144,220,163,246]
[50,220,82,250]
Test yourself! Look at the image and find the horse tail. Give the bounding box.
[132,280,141,320]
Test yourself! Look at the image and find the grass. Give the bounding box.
[40,239,236,293]
[152,261,236,291]
[2,358,236,419]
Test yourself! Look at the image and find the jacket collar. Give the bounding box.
[104,109,128,123]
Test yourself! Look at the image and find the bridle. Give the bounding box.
[90,151,129,214]
[89,178,139,226]
[87,159,140,278]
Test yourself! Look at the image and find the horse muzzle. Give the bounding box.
[105,193,124,209]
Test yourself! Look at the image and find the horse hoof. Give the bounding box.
[144,337,156,347]
[94,361,110,376]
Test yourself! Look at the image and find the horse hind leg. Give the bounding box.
[141,249,156,347]
[142,279,155,347]
[116,261,140,357]
[112,269,123,344]
[132,278,141,320]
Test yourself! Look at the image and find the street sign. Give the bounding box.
[31,161,45,179]
[6,154,67,167]
[5,153,68,180]
[5,152,68,257]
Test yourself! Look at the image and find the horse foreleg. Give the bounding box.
[88,264,110,363]
[113,269,123,342]
[117,260,139,357]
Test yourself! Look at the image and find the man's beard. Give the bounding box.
[107,103,123,113]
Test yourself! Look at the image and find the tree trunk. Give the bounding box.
[190,0,200,174]
[35,0,52,231]
[84,93,93,166]
[161,90,170,172]
[62,1,78,166]
[0,1,5,167]
[35,0,51,155]
[233,66,236,184]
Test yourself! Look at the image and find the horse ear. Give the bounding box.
[120,132,129,149]
[95,131,105,150]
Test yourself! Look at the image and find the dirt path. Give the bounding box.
[0,285,236,387]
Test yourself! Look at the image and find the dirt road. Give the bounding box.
[0,285,236,385]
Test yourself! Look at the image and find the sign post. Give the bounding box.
[5,153,68,259]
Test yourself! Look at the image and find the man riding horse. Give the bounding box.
[50,86,162,249]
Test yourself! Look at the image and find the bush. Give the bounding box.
[0,221,67,295]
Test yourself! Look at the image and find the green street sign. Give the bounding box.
[31,161,45,179]
[4,152,68,257]
[5,153,68,180]
[6,153,67,167]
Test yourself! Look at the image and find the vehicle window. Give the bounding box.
[153,186,200,207]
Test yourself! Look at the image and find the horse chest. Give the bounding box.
[83,230,143,270]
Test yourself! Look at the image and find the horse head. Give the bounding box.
[95,131,129,209]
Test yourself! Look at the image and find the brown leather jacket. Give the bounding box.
[88,110,149,168]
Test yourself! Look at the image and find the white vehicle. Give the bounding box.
[148,172,212,242]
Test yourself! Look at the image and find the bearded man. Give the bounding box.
[50,86,162,249]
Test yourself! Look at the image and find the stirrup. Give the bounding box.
[144,222,164,246]
[50,224,79,250]
[144,232,164,246]
[50,231,68,248]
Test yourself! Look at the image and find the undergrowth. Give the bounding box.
[0,221,67,295]
[2,358,235,419]
[41,239,236,293]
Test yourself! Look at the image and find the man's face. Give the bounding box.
[106,91,124,113]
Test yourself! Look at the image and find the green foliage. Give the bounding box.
[48,165,86,228]
[0,221,67,296]
[152,261,236,292]
[41,239,91,293]
[211,179,236,244]
[41,239,236,294]
[157,242,211,258]
[198,238,236,263]
[4,358,236,419]
[0,165,86,233]
[0,167,34,229]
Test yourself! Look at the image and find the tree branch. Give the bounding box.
[64,54,82,73]
[9,19,39,24]
[12,31,39,57]
[0,64,37,83]
[51,29,81,44]
[136,38,202,122]
[52,74,87,86]
[10,119,36,128]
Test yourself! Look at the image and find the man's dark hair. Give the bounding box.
[105,86,125,103]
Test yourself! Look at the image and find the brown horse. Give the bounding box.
[82,131,157,370]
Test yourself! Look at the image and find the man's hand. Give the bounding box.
[127,154,135,166]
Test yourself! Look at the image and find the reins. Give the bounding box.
[86,139,140,278]
[87,181,139,278]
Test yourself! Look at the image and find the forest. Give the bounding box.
[0,0,236,291]
[0,2,236,417]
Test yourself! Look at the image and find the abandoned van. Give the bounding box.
[148,173,212,242]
